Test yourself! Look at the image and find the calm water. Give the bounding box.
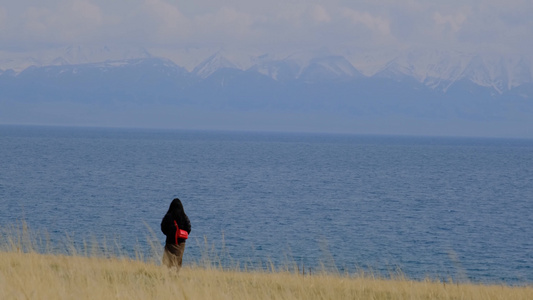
[1,125,532,284]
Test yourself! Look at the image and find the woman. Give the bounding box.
[161,198,191,269]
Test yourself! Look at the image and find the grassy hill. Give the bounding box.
[1,250,532,299]
[1,223,531,299]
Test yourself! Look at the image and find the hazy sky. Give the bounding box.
[1,0,532,55]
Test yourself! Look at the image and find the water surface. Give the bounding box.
[1,125,532,284]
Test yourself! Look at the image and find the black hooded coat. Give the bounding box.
[161,198,191,244]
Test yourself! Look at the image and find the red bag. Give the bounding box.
[174,220,188,242]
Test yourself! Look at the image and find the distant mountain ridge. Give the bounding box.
[1,46,532,95]
[1,46,532,137]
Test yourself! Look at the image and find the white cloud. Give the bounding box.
[23,7,49,37]
[193,7,254,40]
[343,8,390,36]
[0,0,531,55]
[142,0,190,41]
[433,11,467,32]
[144,0,187,30]
[310,5,331,23]
[4,1,104,46]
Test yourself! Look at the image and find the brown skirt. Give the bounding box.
[162,242,186,269]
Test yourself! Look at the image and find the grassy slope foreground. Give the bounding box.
[1,251,532,300]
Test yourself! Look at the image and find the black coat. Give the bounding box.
[161,212,191,244]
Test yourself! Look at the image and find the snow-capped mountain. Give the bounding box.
[458,54,533,93]
[0,45,152,73]
[368,50,532,94]
[192,52,240,78]
[373,49,472,87]
[248,52,364,82]
[183,47,533,93]
[1,45,532,97]
[2,46,532,137]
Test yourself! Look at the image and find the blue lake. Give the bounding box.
[1,125,532,284]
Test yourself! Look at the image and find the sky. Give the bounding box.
[1,0,532,55]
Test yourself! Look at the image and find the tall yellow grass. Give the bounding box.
[2,251,532,300]
[1,224,531,299]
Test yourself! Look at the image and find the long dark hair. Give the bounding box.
[167,198,186,220]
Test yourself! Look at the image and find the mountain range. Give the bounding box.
[1,46,532,137]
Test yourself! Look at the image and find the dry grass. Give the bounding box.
[1,251,531,300]
[1,223,531,299]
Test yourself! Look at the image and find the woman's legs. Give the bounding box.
[163,242,186,268]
